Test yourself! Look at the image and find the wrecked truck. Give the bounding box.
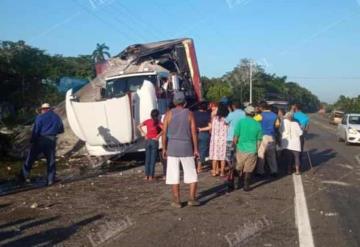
[66,38,202,156]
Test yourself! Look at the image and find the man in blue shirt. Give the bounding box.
[225,101,245,191]
[257,102,280,177]
[293,103,310,158]
[20,103,64,186]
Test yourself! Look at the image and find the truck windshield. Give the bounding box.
[105,75,157,98]
[349,116,360,125]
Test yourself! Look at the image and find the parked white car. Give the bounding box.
[337,113,360,144]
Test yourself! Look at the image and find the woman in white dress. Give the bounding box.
[280,112,303,175]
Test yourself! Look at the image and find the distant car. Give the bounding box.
[329,110,344,125]
[337,113,360,145]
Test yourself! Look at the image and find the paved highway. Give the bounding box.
[0,114,359,247]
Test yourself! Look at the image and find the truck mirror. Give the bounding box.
[171,74,179,90]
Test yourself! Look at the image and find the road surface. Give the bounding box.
[0,114,359,247]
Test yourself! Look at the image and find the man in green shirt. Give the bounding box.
[233,105,263,191]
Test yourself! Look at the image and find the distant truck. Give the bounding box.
[265,93,289,112]
[66,38,202,156]
[329,110,344,125]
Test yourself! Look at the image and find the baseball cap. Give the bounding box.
[245,105,255,114]
[284,112,293,119]
[219,96,230,105]
[173,91,185,104]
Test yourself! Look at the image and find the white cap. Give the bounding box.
[40,103,51,109]
[245,105,255,114]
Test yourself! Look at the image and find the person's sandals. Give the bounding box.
[171,202,182,208]
[187,200,201,206]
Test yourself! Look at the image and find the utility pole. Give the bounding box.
[249,60,253,104]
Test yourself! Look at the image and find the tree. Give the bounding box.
[91,43,111,63]
[332,95,360,113]
[0,40,95,124]
[201,59,320,112]
[205,82,231,102]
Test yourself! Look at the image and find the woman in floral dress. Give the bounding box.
[209,103,229,177]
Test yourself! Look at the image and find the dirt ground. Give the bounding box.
[0,153,298,247]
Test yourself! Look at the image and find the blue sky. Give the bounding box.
[1,0,360,103]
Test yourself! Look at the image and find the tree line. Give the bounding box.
[0,41,321,126]
[202,59,320,113]
[0,40,96,124]
[329,95,360,113]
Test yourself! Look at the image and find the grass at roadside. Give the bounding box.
[0,157,69,182]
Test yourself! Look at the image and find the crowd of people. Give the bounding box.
[140,91,310,208]
[19,92,309,209]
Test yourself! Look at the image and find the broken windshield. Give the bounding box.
[105,75,157,98]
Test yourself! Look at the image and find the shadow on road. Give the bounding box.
[305,133,319,140]
[307,148,337,169]
[0,214,103,247]
[0,216,59,243]
[198,183,228,205]
[0,203,11,209]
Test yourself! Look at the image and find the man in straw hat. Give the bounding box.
[19,103,64,186]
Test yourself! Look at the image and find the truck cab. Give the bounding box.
[66,38,202,156]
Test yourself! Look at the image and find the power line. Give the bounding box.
[288,76,360,80]
[71,0,134,44]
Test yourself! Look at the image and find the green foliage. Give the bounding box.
[92,43,111,63]
[205,82,231,102]
[202,59,320,112]
[332,95,360,113]
[0,40,95,124]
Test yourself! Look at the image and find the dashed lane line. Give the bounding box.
[336,163,354,170]
[321,180,351,187]
[355,154,360,165]
[293,174,315,247]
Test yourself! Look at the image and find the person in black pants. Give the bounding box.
[193,101,211,173]
[20,103,64,186]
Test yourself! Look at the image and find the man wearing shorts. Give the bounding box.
[233,105,263,191]
[162,91,200,208]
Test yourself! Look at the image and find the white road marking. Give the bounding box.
[324,212,338,217]
[336,163,354,170]
[293,174,315,247]
[355,154,360,165]
[320,211,338,217]
[321,180,351,186]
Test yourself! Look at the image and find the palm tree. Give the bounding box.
[92,43,111,63]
